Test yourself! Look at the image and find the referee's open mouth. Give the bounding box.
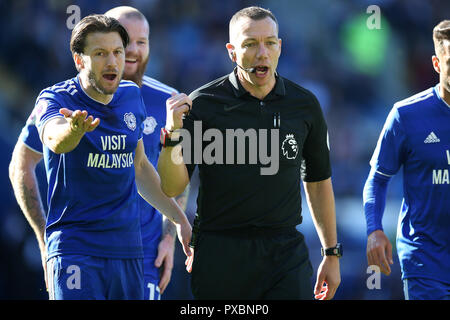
[254,66,269,78]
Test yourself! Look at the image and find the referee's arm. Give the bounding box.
[157,93,191,197]
[304,177,341,300]
[304,177,337,249]
[157,144,189,197]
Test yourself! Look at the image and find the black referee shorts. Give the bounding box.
[191,227,313,300]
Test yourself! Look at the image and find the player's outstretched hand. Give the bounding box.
[60,108,100,133]
[165,92,191,132]
[367,230,393,275]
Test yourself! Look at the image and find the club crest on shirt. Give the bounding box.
[33,99,48,125]
[124,112,137,131]
[143,116,157,135]
[282,134,298,160]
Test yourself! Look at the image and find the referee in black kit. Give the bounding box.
[158,6,341,300]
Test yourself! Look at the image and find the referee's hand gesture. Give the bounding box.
[165,92,191,131]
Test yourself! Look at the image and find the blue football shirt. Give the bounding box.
[370,84,450,283]
[22,75,178,278]
[35,76,147,260]
[139,75,177,277]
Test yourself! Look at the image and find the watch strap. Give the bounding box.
[160,127,182,147]
[321,243,343,257]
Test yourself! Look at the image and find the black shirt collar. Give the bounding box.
[228,67,286,99]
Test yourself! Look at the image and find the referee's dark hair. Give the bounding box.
[229,6,279,36]
[433,20,450,54]
[70,14,129,55]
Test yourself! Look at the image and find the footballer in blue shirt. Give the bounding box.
[10,8,184,300]
[363,20,450,300]
[10,14,192,300]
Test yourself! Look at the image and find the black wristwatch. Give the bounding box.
[321,243,343,257]
[160,127,182,148]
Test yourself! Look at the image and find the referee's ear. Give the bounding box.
[226,43,236,62]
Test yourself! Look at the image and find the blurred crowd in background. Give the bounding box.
[0,0,448,300]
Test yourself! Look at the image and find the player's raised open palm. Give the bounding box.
[60,108,100,133]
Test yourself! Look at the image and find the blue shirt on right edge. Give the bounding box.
[370,84,450,283]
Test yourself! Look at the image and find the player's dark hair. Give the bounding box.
[229,6,279,36]
[433,20,450,54]
[70,14,129,55]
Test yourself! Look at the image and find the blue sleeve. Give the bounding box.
[369,106,407,176]
[364,106,406,235]
[363,167,391,235]
[34,92,64,141]
[19,121,42,154]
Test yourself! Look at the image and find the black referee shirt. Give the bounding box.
[183,68,331,233]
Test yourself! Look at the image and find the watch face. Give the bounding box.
[322,243,342,257]
[334,244,342,257]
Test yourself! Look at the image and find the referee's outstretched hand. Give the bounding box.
[60,108,100,133]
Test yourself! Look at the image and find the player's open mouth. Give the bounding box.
[102,74,117,81]
[255,66,269,77]
[125,59,137,65]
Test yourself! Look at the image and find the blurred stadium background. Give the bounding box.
[0,0,448,300]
